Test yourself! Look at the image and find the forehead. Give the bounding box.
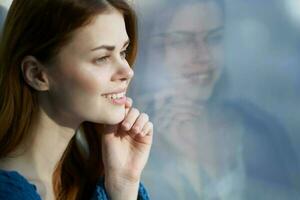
[167,1,223,33]
[65,9,128,51]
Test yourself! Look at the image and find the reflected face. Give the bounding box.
[44,9,133,126]
[163,1,224,102]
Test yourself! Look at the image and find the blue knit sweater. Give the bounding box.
[0,170,149,200]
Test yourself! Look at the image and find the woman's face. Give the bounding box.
[163,1,224,102]
[44,9,133,126]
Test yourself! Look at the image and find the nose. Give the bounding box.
[193,39,213,66]
[111,60,134,82]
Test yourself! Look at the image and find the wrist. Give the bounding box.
[104,173,140,200]
[105,169,142,184]
[105,172,140,188]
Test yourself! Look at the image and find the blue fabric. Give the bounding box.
[0,170,41,200]
[91,177,150,200]
[0,170,150,200]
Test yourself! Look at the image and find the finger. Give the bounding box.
[125,97,133,109]
[121,107,140,131]
[125,97,133,115]
[140,121,153,137]
[132,113,149,134]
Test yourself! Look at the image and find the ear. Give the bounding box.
[21,56,50,91]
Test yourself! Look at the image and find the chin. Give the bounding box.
[103,107,126,125]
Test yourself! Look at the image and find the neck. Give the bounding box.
[31,108,76,178]
[1,107,77,182]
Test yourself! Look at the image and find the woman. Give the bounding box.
[0,0,153,200]
[133,0,299,199]
[137,1,241,199]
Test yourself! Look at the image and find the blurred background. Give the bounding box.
[130,0,300,199]
[1,0,299,199]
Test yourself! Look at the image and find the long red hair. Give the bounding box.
[0,0,137,199]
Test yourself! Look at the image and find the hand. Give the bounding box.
[94,97,153,183]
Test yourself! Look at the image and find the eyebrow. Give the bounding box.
[207,26,224,35]
[163,26,225,37]
[90,39,130,51]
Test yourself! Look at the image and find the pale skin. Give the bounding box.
[151,1,234,179]
[0,8,152,200]
[159,1,241,180]
[163,1,224,103]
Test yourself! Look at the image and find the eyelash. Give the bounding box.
[95,56,110,64]
[95,50,128,64]
[120,49,127,59]
[206,33,224,45]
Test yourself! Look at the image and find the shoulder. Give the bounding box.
[220,99,282,128]
[0,170,41,200]
[220,100,299,187]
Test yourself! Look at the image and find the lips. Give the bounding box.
[102,87,126,95]
[183,70,213,81]
[101,90,127,105]
[181,63,216,78]
[101,88,127,100]
[102,92,126,100]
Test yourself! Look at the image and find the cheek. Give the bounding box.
[164,48,191,71]
[70,67,110,95]
[76,73,103,94]
[210,45,224,67]
[49,65,109,110]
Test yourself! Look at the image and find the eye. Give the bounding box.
[120,49,127,59]
[206,32,224,46]
[95,55,110,64]
[165,33,194,48]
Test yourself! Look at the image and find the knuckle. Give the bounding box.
[127,97,133,104]
[131,108,140,115]
[141,113,149,121]
[132,124,139,131]
[148,122,153,129]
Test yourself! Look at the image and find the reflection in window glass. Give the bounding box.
[130,0,300,199]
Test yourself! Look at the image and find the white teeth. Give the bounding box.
[198,74,209,79]
[104,92,125,100]
[116,93,121,98]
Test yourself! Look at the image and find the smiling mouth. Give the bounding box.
[183,71,214,82]
[102,92,126,100]
[101,91,127,105]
